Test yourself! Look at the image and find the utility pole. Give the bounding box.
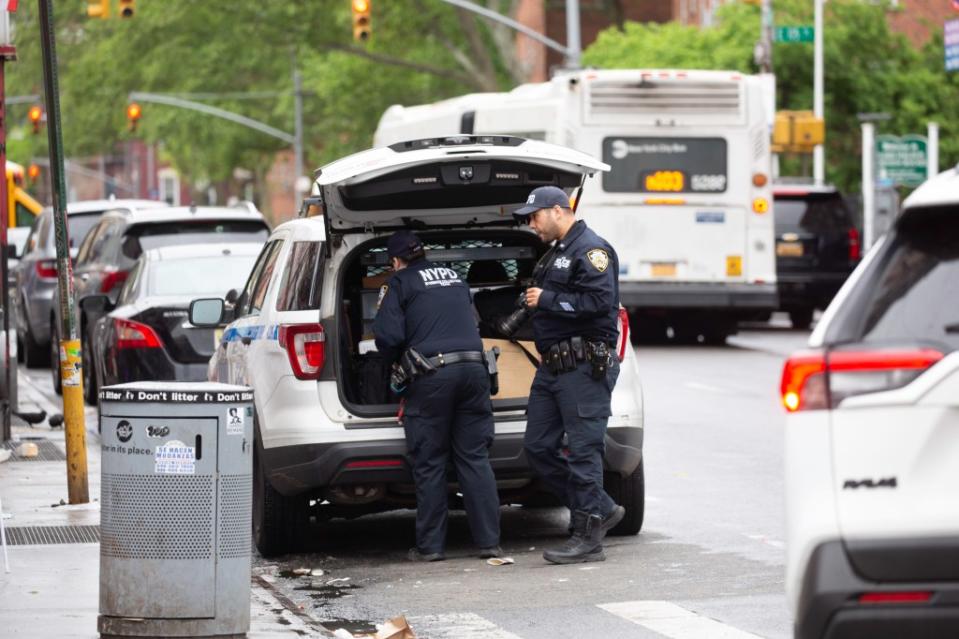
[292,62,305,202]
[813,0,825,185]
[759,0,774,74]
[38,0,88,504]
[565,0,581,69]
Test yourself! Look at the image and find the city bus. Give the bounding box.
[374,69,777,343]
[6,161,42,228]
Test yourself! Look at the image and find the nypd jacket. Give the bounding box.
[373,259,484,365]
[532,220,620,353]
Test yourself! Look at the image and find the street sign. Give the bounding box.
[876,135,928,187]
[775,26,814,43]
[946,20,959,72]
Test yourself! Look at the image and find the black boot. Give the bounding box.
[544,511,605,565]
[567,504,624,539]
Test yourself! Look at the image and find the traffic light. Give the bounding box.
[87,0,109,19]
[28,105,43,134]
[118,0,135,18]
[126,102,142,132]
[772,110,824,153]
[352,0,371,42]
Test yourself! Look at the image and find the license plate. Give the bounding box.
[651,262,677,277]
[214,328,224,348]
[777,241,804,257]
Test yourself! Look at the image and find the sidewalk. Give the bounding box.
[0,371,333,638]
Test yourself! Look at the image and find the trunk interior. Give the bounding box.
[335,230,547,418]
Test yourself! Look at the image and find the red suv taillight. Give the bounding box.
[36,259,58,279]
[100,269,129,293]
[615,307,630,362]
[848,227,861,261]
[278,323,325,380]
[115,318,163,349]
[781,348,944,412]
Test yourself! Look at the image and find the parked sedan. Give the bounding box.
[82,243,261,400]
[14,199,168,367]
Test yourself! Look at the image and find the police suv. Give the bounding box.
[783,166,959,638]
[191,137,645,556]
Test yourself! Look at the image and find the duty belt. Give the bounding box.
[427,351,485,368]
[543,337,612,379]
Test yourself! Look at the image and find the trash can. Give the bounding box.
[97,382,254,638]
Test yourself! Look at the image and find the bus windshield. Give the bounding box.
[601,136,727,194]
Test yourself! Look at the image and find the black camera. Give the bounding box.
[496,291,536,337]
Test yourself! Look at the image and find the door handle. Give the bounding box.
[80,273,90,281]
[240,336,252,345]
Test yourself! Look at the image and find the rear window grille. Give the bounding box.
[589,79,741,116]
[363,240,521,282]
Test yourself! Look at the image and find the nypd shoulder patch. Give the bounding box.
[587,248,610,273]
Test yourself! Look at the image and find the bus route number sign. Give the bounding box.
[644,170,684,192]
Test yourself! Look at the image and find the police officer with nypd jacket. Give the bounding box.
[374,230,502,562]
[513,186,624,565]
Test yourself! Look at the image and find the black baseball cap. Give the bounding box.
[387,230,424,260]
[514,185,571,218]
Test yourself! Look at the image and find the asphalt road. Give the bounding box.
[14,316,811,639]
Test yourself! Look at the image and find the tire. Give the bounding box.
[604,460,645,536]
[22,323,50,369]
[789,308,814,331]
[50,324,62,396]
[252,444,308,557]
[82,326,97,406]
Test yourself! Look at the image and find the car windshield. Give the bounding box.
[67,213,103,248]
[775,193,851,234]
[823,205,959,353]
[124,220,269,258]
[147,253,259,298]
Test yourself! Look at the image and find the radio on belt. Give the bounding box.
[97,381,254,639]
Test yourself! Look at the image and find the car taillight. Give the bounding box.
[278,323,325,380]
[781,348,944,412]
[36,259,58,279]
[848,227,861,261]
[100,269,128,293]
[115,318,163,349]
[615,307,630,362]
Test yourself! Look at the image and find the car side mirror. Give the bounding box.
[79,294,114,315]
[190,298,225,327]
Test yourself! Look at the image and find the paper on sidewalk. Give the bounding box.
[349,615,417,639]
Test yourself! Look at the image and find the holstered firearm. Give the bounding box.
[484,346,501,396]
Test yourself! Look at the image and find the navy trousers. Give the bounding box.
[524,359,620,517]
[403,362,500,554]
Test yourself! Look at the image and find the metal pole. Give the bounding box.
[293,65,305,202]
[438,0,571,59]
[927,121,938,180]
[0,44,12,443]
[38,0,88,504]
[565,0,581,69]
[760,0,774,74]
[813,0,825,185]
[862,122,875,252]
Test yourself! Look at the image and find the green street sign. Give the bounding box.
[775,26,814,43]
[876,134,928,187]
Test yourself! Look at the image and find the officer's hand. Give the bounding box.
[525,287,542,309]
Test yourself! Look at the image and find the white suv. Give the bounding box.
[783,167,959,638]
[192,136,645,556]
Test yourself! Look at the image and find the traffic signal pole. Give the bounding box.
[38,0,88,504]
[0,39,14,444]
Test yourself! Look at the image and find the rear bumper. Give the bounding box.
[262,426,643,497]
[777,271,851,308]
[796,540,959,639]
[619,281,777,310]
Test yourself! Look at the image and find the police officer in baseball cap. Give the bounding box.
[374,230,502,562]
[514,185,625,564]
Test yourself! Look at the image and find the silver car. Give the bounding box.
[14,199,168,367]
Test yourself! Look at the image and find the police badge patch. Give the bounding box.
[587,248,610,272]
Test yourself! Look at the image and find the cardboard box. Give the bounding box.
[362,272,392,290]
[483,338,539,400]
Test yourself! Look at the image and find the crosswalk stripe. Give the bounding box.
[599,600,764,639]
[407,612,525,639]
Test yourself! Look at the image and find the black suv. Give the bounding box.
[773,185,861,329]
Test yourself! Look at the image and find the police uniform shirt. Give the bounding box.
[532,220,620,354]
[373,259,483,365]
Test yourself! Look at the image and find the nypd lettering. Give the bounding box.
[419,267,463,287]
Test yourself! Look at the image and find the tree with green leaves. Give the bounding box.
[583,0,959,193]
